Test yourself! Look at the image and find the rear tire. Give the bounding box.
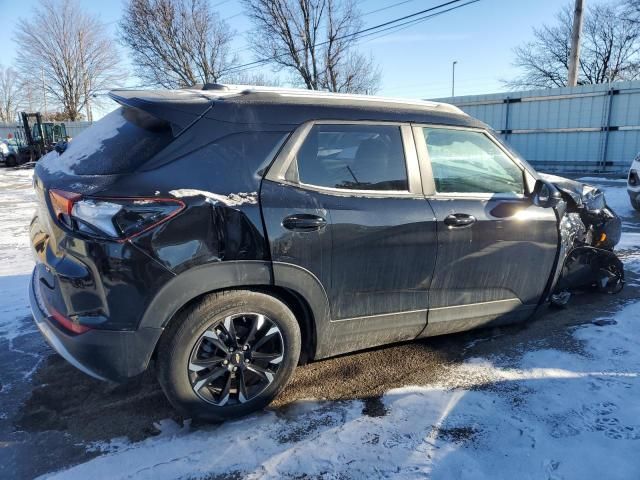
[157,290,301,422]
[6,155,16,167]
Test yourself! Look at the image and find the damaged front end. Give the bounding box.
[541,174,625,307]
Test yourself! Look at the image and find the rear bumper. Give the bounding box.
[30,269,163,382]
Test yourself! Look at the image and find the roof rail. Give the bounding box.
[183,83,466,115]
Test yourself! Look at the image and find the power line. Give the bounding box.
[111,0,481,91]
[346,0,480,49]
[220,0,441,63]
[224,0,480,75]
[363,0,422,17]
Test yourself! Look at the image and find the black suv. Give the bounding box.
[29,85,622,420]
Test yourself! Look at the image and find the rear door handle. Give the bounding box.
[282,214,327,232]
[444,213,476,228]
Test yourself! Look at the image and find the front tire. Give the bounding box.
[157,290,301,421]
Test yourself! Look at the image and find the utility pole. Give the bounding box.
[452,60,458,97]
[568,0,585,87]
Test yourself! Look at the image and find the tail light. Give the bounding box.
[48,189,185,241]
[49,306,91,335]
[49,189,81,223]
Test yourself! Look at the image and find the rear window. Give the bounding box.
[40,107,173,175]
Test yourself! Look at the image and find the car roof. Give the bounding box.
[110,84,485,130]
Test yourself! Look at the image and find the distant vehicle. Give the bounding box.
[4,112,68,166]
[628,153,640,211]
[29,84,624,421]
[0,138,19,164]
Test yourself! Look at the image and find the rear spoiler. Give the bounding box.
[108,89,214,133]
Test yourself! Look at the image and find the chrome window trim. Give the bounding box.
[264,120,423,198]
[412,124,530,200]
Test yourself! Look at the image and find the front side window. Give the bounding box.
[294,124,408,191]
[423,128,524,195]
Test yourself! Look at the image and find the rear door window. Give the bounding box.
[293,124,409,192]
[42,107,173,175]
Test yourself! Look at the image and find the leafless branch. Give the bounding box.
[220,70,283,86]
[506,2,640,90]
[14,0,126,120]
[120,0,238,88]
[242,0,381,93]
[0,66,22,122]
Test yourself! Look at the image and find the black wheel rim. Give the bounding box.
[188,313,285,406]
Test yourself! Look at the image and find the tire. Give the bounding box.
[6,155,16,167]
[631,196,640,212]
[157,290,301,421]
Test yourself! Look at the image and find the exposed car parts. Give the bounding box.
[546,176,625,307]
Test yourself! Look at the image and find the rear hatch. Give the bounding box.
[33,89,213,236]
[35,89,213,192]
[31,94,215,280]
[30,91,213,328]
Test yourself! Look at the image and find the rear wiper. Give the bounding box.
[173,100,216,139]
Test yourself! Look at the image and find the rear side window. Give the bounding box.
[43,107,173,175]
[294,124,408,191]
[422,127,524,195]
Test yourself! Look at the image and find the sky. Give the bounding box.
[0,0,568,117]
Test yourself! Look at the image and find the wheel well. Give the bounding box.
[154,285,317,365]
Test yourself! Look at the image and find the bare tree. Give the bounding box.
[0,66,22,123]
[221,71,283,87]
[507,2,640,89]
[242,0,381,94]
[120,0,238,88]
[625,0,640,21]
[14,0,125,121]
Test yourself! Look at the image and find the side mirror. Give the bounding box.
[54,141,67,155]
[532,179,562,208]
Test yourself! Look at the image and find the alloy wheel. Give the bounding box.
[187,312,285,406]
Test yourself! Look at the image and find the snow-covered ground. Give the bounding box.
[0,168,638,479]
[49,303,640,479]
[0,168,38,343]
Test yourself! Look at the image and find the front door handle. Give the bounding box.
[282,214,327,232]
[444,213,476,228]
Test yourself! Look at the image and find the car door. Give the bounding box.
[413,125,559,336]
[261,121,438,355]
